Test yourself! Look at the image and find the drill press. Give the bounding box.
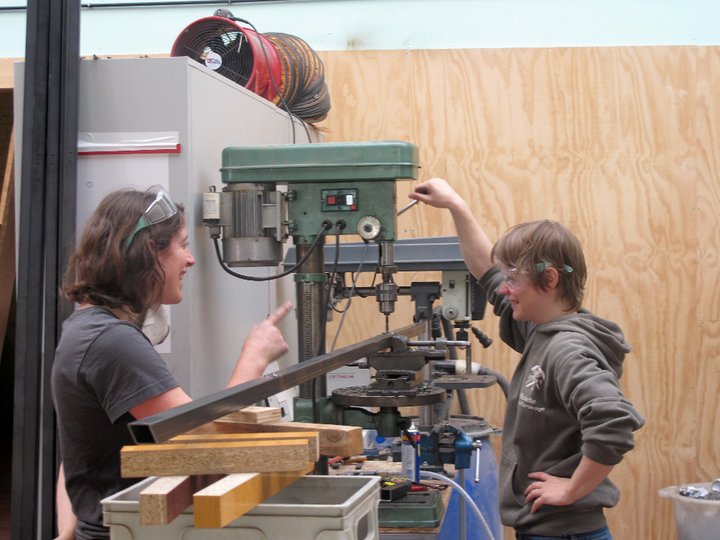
[202,141,501,536]
[203,140,418,399]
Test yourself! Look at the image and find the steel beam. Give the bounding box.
[284,236,470,273]
[128,322,424,444]
[12,0,79,538]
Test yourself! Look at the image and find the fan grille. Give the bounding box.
[172,18,255,87]
[171,16,330,121]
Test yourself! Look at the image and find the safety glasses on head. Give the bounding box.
[124,185,177,250]
[535,262,574,274]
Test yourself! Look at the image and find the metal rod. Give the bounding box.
[459,468,467,540]
[128,322,425,444]
[407,340,471,347]
[465,342,472,375]
[397,199,419,216]
[336,285,422,298]
[417,319,433,431]
[474,444,482,483]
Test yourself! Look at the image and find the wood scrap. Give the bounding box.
[210,419,363,457]
[138,474,222,526]
[0,129,14,359]
[221,406,283,424]
[169,431,319,462]
[193,464,313,528]
[186,406,283,435]
[121,439,317,477]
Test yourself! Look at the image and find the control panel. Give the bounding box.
[322,189,359,212]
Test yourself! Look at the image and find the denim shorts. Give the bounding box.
[515,525,612,540]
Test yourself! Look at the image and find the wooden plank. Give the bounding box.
[222,406,283,424]
[138,474,222,526]
[0,128,14,359]
[210,420,363,457]
[193,465,313,528]
[169,431,320,463]
[186,406,283,435]
[313,46,720,540]
[121,439,316,478]
[0,129,12,227]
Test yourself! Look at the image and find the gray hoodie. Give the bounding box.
[480,267,645,535]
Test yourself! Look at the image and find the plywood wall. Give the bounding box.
[315,46,720,540]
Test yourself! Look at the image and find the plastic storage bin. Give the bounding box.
[102,475,381,540]
[658,483,720,540]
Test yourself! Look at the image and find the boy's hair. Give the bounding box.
[491,220,586,311]
[62,188,185,314]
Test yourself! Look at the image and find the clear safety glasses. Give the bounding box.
[500,262,573,292]
[500,267,527,292]
[124,186,178,250]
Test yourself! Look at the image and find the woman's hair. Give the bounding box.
[491,220,587,311]
[62,188,185,314]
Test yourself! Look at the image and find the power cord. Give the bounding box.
[214,8,313,143]
[212,221,331,281]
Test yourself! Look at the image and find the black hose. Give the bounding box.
[456,387,471,415]
[478,365,509,399]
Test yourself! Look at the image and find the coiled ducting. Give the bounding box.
[171,16,330,123]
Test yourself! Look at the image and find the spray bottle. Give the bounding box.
[401,421,421,483]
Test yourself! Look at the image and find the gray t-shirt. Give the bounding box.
[51,306,179,538]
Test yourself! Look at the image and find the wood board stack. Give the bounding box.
[120,406,364,528]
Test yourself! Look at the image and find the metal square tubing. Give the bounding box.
[128,322,425,444]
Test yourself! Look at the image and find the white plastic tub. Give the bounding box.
[658,482,720,540]
[102,475,381,540]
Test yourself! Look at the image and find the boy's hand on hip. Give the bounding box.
[524,471,575,513]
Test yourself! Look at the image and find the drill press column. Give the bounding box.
[294,242,328,397]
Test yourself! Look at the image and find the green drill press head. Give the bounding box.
[219,141,419,248]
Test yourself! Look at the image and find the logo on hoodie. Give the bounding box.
[525,365,545,391]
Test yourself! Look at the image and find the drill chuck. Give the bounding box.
[376,281,398,315]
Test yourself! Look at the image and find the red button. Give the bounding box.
[327,195,336,205]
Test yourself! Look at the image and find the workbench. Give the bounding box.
[329,458,453,539]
